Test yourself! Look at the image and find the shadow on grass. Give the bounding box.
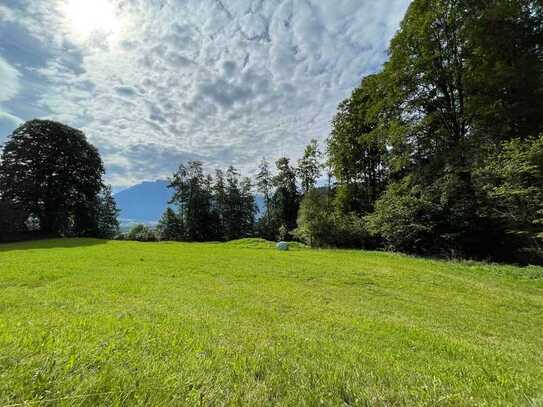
[0,237,108,252]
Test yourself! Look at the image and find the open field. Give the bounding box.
[0,239,542,406]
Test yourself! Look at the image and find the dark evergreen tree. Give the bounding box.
[94,185,120,239]
[224,166,243,240]
[271,157,299,233]
[169,161,214,241]
[255,159,276,240]
[212,169,227,240]
[157,207,184,241]
[239,177,257,237]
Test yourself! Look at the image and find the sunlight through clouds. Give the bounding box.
[61,0,122,44]
[0,0,411,189]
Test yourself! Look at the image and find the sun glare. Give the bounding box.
[63,0,119,40]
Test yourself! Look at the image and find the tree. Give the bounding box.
[256,159,276,239]
[294,189,333,247]
[0,119,104,236]
[94,185,120,239]
[169,161,214,241]
[239,177,257,237]
[256,159,273,209]
[224,166,242,240]
[328,74,388,214]
[356,0,543,260]
[294,188,369,249]
[465,0,543,144]
[297,139,322,193]
[271,157,299,233]
[157,207,184,241]
[212,169,227,240]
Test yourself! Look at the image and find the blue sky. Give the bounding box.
[0,0,410,189]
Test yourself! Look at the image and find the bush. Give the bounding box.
[127,224,158,242]
[365,182,440,255]
[294,189,370,248]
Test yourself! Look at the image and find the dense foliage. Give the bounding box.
[0,200,28,242]
[322,0,543,263]
[0,120,119,241]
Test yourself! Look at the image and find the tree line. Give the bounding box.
[1,0,542,264]
[156,162,257,242]
[130,147,321,243]
[317,0,543,263]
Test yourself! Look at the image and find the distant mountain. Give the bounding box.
[114,180,266,226]
[114,180,173,224]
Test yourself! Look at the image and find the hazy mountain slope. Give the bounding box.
[114,180,173,223]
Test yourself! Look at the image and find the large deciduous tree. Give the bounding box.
[328,74,389,215]
[0,119,106,236]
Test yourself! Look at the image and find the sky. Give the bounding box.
[0,0,410,190]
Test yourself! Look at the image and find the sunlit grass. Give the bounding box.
[1,239,542,405]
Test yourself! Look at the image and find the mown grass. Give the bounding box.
[0,238,542,406]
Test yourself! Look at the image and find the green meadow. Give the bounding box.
[0,239,542,406]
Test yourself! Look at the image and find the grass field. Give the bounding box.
[0,239,542,406]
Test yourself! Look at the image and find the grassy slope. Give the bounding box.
[0,239,542,406]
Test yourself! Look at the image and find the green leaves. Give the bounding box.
[0,119,106,237]
[326,0,543,262]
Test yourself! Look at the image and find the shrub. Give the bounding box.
[365,182,440,255]
[294,189,371,249]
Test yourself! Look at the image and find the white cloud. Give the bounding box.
[0,5,15,22]
[0,111,23,142]
[2,0,411,188]
[0,57,21,103]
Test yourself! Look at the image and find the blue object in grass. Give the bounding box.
[276,241,289,251]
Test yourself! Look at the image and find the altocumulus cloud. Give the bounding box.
[0,0,410,189]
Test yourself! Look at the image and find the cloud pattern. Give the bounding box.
[0,0,410,188]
